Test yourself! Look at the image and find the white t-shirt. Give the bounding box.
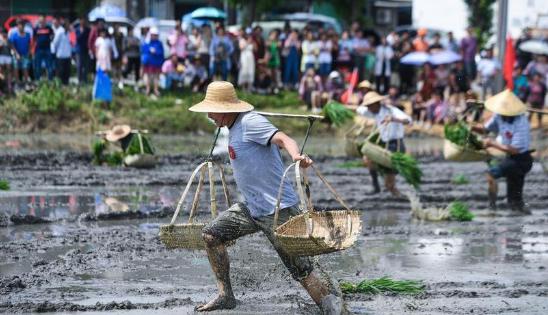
[318,40,332,64]
[477,58,500,78]
[357,105,411,142]
[301,40,318,65]
[228,112,299,217]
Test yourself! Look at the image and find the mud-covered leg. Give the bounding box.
[195,233,236,312]
[364,156,380,194]
[300,263,351,315]
[487,173,498,210]
[384,173,401,197]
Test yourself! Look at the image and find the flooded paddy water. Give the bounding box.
[1,133,547,314]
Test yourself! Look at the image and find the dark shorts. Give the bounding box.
[488,152,533,179]
[202,203,313,281]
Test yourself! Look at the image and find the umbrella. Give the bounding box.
[519,40,548,55]
[136,17,159,28]
[400,52,430,65]
[190,7,226,20]
[429,50,462,65]
[89,4,126,22]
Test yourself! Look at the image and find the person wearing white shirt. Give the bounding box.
[51,21,72,85]
[349,91,412,196]
[374,36,394,94]
[317,33,333,79]
[477,49,500,100]
[301,31,318,72]
[95,28,119,72]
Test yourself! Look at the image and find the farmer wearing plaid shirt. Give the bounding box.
[472,90,533,213]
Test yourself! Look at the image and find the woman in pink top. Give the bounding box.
[168,22,188,62]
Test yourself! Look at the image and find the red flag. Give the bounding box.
[503,36,516,90]
[340,68,358,104]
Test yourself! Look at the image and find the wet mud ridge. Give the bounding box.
[1,151,548,314]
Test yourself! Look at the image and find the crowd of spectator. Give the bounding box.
[0,15,545,124]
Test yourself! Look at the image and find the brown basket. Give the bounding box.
[273,161,361,257]
[159,161,233,250]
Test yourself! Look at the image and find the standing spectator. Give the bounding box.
[524,54,548,80]
[95,28,118,72]
[374,36,393,94]
[317,32,333,82]
[168,21,187,63]
[419,63,436,101]
[198,25,212,76]
[299,68,323,112]
[446,31,459,53]
[434,64,450,94]
[209,26,233,81]
[282,29,300,89]
[33,15,55,80]
[266,29,282,91]
[477,48,500,100]
[238,29,255,91]
[301,31,318,72]
[513,66,529,102]
[112,24,124,85]
[51,19,72,85]
[352,30,370,81]
[526,73,546,126]
[448,61,469,111]
[336,30,353,72]
[75,17,91,84]
[252,26,266,63]
[461,27,478,81]
[187,27,200,60]
[515,27,533,69]
[88,18,105,73]
[0,28,13,94]
[9,20,32,88]
[123,25,141,85]
[397,33,414,95]
[413,28,429,52]
[428,33,443,53]
[141,27,164,96]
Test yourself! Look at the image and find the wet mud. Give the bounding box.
[1,149,548,314]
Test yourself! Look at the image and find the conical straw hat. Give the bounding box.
[484,89,527,116]
[106,125,131,142]
[361,91,387,106]
[189,81,254,113]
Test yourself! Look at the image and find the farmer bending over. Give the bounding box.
[348,91,412,196]
[190,81,348,314]
[471,90,533,213]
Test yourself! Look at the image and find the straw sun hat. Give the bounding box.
[361,91,387,107]
[190,81,254,113]
[106,125,131,142]
[357,80,373,89]
[484,89,527,117]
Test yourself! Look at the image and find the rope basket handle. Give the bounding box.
[169,162,208,225]
[272,161,353,232]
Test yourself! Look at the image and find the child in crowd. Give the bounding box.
[299,68,323,112]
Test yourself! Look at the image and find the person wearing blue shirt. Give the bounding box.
[209,27,233,81]
[141,27,164,96]
[472,90,533,213]
[8,19,32,86]
[33,15,54,80]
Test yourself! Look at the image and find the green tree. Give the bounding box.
[228,0,283,27]
[463,0,497,49]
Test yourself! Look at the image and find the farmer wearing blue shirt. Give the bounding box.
[33,15,54,80]
[472,90,533,213]
[189,81,347,314]
[209,27,233,81]
[141,27,164,96]
[8,19,32,86]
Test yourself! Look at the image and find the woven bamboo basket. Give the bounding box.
[443,140,491,162]
[273,161,361,257]
[159,161,233,249]
[360,141,393,168]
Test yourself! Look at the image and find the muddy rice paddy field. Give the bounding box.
[1,134,547,314]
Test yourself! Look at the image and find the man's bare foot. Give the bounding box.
[195,294,236,312]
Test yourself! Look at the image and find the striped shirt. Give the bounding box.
[484,114,530,153]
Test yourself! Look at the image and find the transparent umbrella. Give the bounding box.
[519,40,548,55]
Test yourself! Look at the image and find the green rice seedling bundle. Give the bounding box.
[322,102,354,127]
[341,276,425,295]
[444,121,483,150]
